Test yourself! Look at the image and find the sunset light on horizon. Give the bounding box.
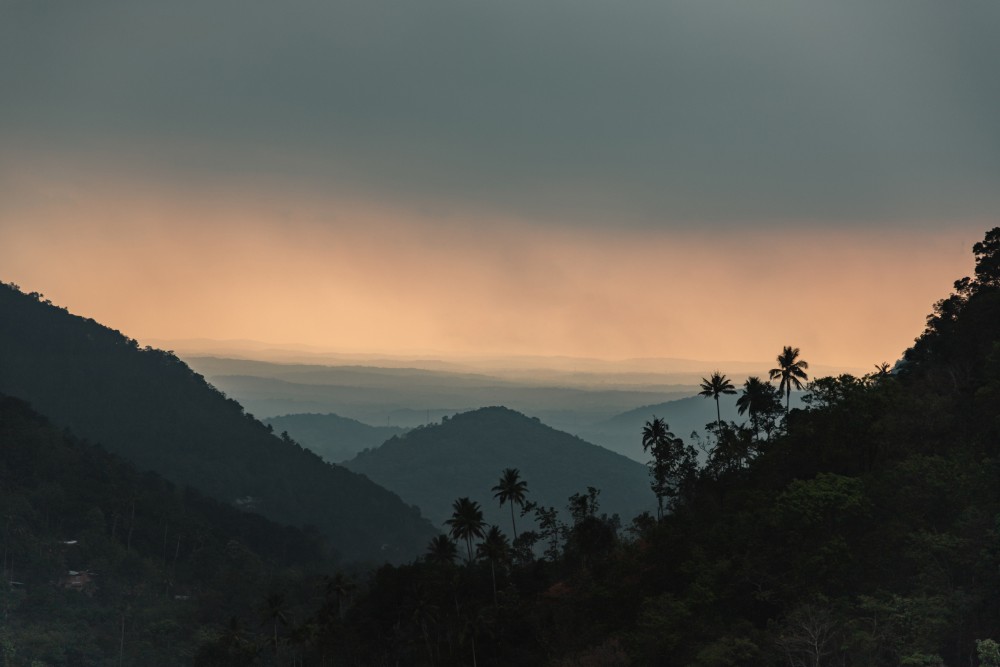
[2,0,997,372]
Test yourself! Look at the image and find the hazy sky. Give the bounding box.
[1,1,997,367]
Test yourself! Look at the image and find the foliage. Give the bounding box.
[0,282,436,562]
[699,371,737,426]
[769,346,810,411]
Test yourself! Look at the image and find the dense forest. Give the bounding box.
[0,394,338,666]
[0,285,436,563]
[4,227,1000,665]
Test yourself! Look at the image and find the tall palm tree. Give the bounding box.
[698,371,737,427]
[261,592,289,663]
[426,534,459,566]
[445,497,486,562]
[475,525,510,606]
[769,346,809,411]
[492,468,529,540]
[736,376,774,440]
[641,417,678,519]
[641,417,675,454]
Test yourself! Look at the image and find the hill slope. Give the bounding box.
[344,406,655,531]
[263,412,406,463]
[0,283,436,562]
[0,393,332,665]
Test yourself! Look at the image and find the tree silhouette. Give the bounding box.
[698,371,737,428]
[261,592,289,663]
[476,525,510,605]
[492,468,529,540]
[642,418,673,519]
[769,346,809,411]
[426,534,459,566]
[445,497,486,562]
[736,377,782,440]
[641,417,694,518]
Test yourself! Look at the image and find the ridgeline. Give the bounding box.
[0,283,437,564]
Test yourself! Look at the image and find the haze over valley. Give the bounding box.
[3,1,999,663]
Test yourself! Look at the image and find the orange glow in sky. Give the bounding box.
[0,164,980,369]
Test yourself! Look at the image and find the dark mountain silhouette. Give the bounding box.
[343,406,654,531]
[263,412,406,463]
[0,392,333,664]
[0,283,436,562]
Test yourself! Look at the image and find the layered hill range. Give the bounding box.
[342,406,655,531]
[0,283,436,563]
[264,412,406,463]
[186,354,843,462]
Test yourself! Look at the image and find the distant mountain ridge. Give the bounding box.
[184,356,692,430]
[0,282,437,563]
[577,392,807,462]
[343,406,655,531]
[263,412,406,463]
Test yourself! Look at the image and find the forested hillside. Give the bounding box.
[344,406,654,529]
[0,284,436,563]
[0,394,334,666]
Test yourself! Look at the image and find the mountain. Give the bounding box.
[263,412,407,463]
[0,283,436,563]
[580,392,807,462]
[343,406,655,532]
[0,392,332,665]
[182,355,691,428]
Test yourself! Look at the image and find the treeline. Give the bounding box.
[202,227,1000,666]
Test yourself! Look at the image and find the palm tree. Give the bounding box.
[426,534,459,566]
[261,592,289,663]
[641,417,678,519]
[698,371,737,427]
[475,525,510,605]
[492,468,529,540]
[769,345,809,411]
[445,497,486,562]
[641,417,675,454]
[736,376,781,440]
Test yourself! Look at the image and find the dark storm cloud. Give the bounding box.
[2,0,999,226]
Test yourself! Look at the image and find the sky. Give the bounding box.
[1,0,998,368]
